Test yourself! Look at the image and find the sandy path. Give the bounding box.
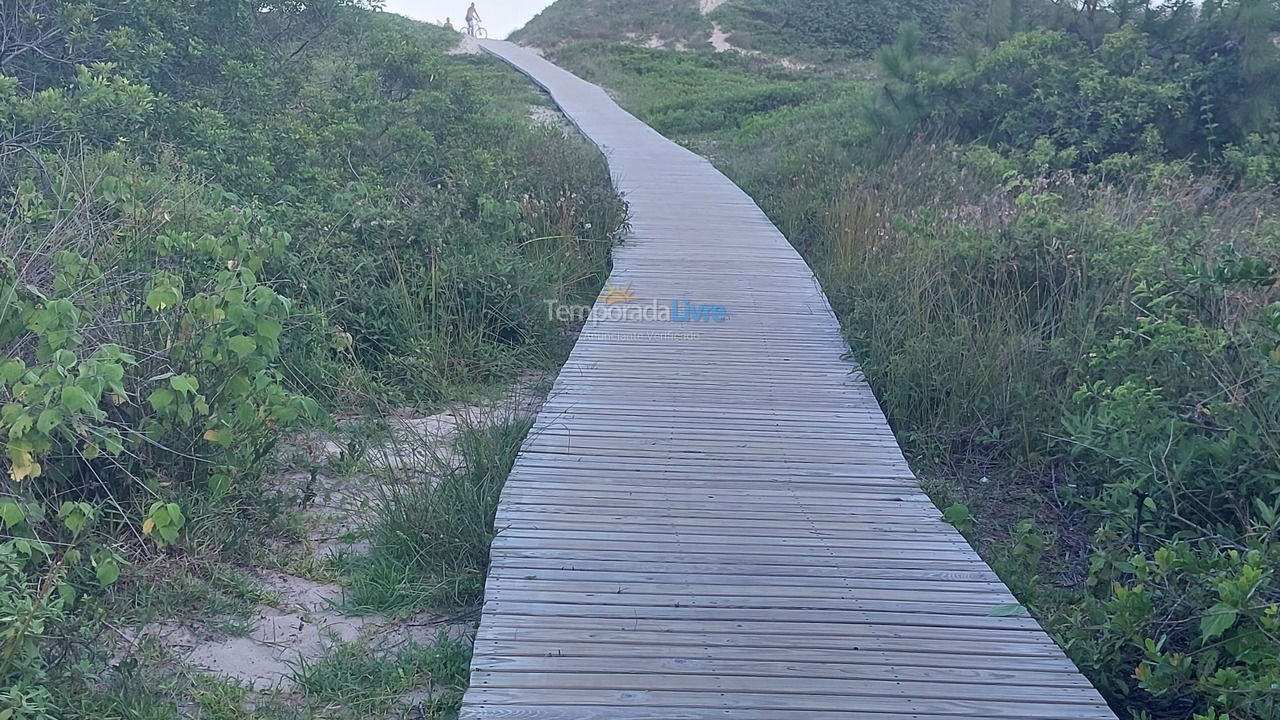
[449,34,482,54]
[710,24,732,51]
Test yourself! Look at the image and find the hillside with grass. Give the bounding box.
[511,0,712,49]
[711,0,987,59]
[1,1,624,717]
[523,0,1280,718]
[514,0,988,59]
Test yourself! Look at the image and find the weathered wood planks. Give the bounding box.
[462,39,1117,720]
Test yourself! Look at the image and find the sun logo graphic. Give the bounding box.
[598,281,638,305]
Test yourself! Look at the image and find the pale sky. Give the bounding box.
[382,0,556,39]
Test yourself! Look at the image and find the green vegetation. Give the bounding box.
[533,0,1280,717]
[345,415,533,614]
[512,0,711,49]
[711,0,984,60]
[2,0,624,717]
[56,629,471,719]
[291,633,471,717]
[550,44,848,139]
[544,43,867,240]
[822,148,1280,718]
[515,0,991,60]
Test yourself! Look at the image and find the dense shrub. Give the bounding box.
[1,2,624,715]
[875,3,1280,183]
[815,143,1280,718]
[836,8,1280,708]
[711,0,985,59]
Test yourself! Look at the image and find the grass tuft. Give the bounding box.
[291,633,471,717]
[342,412,533,615]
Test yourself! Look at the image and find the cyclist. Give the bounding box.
[465,3,481,36]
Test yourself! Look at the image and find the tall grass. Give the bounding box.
[813,143,1280,717]
[815,144,1279,465]
[344,410,534,614]
[816,144,1072,460]
[291,632,471,716]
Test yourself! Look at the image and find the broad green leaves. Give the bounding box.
[255,317,282,341]
[58,502,93,535]
[989,603,1029,617]
[95,558,120,586]
[941,503,974,534]
[1200,603,1239,642]
[168,374,199,395]
[60,385,91,414]
[148,387,174,411]
[0,500,24,528]
[227,334,256,358]
[6,446,40,482]
[142,501,186,546]
[146,273,182,312]
[36,408,61,433]
[1,339,135,482]
[0,358,25,385]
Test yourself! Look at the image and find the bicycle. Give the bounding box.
[466,23,488,38]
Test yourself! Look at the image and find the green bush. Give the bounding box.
[1,2,625,715]
[711,0,984,59]
[813,143,1280,718]
[876,4,1280,183]
[924,28,1182,164]
[2,151,315,494]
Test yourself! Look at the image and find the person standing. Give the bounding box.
[465,3,481,35]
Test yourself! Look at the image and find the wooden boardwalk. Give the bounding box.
[463,40,1117,720]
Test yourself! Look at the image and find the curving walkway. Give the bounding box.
[462,39,1117,720]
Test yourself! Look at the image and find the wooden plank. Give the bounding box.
[479,601,1049,632]
[461,39,1116,720]
[493,518,968,541]
[467,670,1104,704]
[494,506,949,526]
[497,483,939,504]
[507,453,909,470]
[486,558,1006,584]
[460,702,1080,712]
[470,640,1088,675]
[488,536,981,561]
[462,707,1077,720]
[484,576,1017,603]
[474,626,1076,660]
[471,657,1095,691]
[497,478,933,499]
[493,546,1004,571]
[492,507,949,528]
[492,529,973,553]
[494,497,936,517]
[462,689,1113,719]
[482,589,1014,616]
